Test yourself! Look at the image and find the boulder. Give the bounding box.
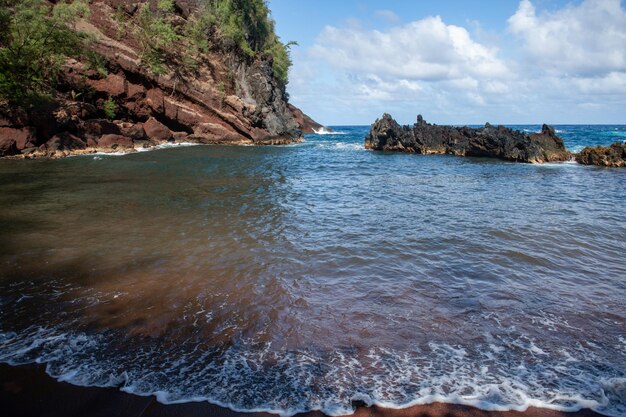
[97,134,134,148]
[365,113,570,163]
[143,117,172,142]
[172,131,190,141]
[45,132,87,152]
[118,122,147,141]
[82,119,121,137]
[0,136,18,157]
[0,127,37,151]
[576,142,626,167]
[88,73,126,97]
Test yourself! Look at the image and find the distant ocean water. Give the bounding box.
[0,125,625,416]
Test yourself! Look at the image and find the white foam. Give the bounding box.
[313,127,347,135]
[0,327,624,417]
[136,142,202,152]
[73,142,204,159]
[315,142,363,152]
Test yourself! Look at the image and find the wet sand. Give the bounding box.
[0,363,607,417]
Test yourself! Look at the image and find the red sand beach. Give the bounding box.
[0,363,607,417]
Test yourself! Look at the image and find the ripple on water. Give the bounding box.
[0,126,625,416]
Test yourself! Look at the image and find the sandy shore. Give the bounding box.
[0,363,608,417]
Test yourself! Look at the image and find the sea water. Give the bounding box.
[0,125,624,416]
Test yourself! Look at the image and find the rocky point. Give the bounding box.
[0,0,324,159]
[365,113,570,164]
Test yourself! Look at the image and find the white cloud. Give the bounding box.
[574,72,626,94]
[285,1,626,125]
[508,0,626,77]
[310,16,509,82]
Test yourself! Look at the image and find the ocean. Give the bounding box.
[0,125,625,416]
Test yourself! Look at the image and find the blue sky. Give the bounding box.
[267,0,626,125]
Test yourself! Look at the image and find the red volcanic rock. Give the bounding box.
[127,83,146,99]
[146,89,164,114]
[45,132,87,151]
[0,135,18,157]
[0,127,36,151]
[1,0,316,158]
[176,106,202,126]
[118,122,147,141]
[144,117,172,142]
[88,73,126,97]
[64,102,98,120]
[97,134,134,148]
[289,104,326,134]
[82,119,121,137]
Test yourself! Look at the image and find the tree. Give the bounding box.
[0,0,90,106]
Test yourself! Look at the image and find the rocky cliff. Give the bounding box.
[365,114,570,164]
[0,0,322,158]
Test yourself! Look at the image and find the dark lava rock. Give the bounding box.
[365,113,570,163]
[576,142,626,167]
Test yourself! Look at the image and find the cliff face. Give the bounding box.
[0,0,319,158]
[365,114,570,164]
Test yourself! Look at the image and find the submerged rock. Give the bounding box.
[365,113,570,163]
[575,142,626,167]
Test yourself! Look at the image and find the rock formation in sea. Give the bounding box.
[575,142,626,167]
[0,0,323,158]
[365,114,570,163]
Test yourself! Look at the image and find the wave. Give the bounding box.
[315,142,363,152]
[313,127,347,135]
[1,327,623,417]
[73,142,204,159]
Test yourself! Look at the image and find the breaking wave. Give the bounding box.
[1,325,624,417]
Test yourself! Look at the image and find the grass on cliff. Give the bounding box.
[0,0,91,107]
[0,0,295,109]
[137,0,295,89]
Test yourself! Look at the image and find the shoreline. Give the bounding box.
[0,363,608,417]
[1,136,305,160]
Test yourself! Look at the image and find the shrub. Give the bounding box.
[137,2,180,75]
[205,0,296,88]
[0,0,90,106]
[103,97,117,120]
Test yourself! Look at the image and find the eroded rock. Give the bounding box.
[365,114,570,164]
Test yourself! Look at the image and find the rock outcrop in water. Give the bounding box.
[365,114,570,163]
[575,142,626,167]
[0,0,322,159]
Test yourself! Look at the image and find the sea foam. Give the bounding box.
[1,325,624,417]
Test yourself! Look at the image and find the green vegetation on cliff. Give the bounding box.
[138,0,296,88]
[0,0,295,108]
[0,0,90,106]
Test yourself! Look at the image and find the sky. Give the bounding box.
[267,0,626,126]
